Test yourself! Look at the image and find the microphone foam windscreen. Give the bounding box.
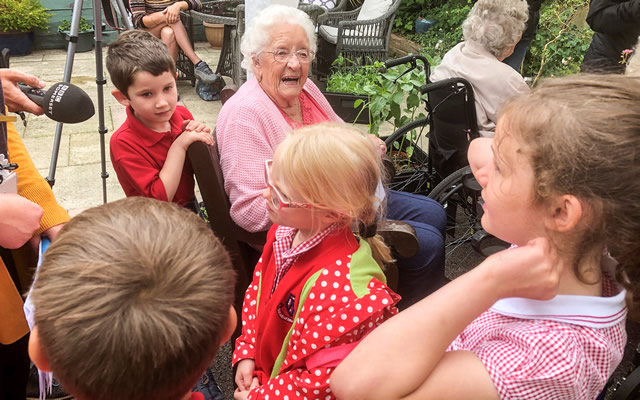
[43,82,95,124]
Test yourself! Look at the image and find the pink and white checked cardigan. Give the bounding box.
[216,77,341,232]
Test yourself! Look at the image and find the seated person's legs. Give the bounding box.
[386,190,446,309]
[141,15,221,85]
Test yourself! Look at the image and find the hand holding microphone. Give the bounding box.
[19,81,95,123]
[0,68,46,115]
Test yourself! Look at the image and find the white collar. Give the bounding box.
[491,255,627,328]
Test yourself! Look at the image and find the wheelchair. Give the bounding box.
[382,55,506,263]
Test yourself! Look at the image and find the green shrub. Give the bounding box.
[0,0,52,32]
[394,0,454,33]
[58,17,93,33]
[406,0,470,65]
[522,0,592,84]
[405,0,591,82]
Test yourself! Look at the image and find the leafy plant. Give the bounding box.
[326,55,428,135]
[58,17,93,33]
[394,0,453,33]
[522,0,591,84]
[406,0,591,81]
[0,0,52,33]
[407,0,470,64]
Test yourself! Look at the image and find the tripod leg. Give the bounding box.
[45,0,84,187]
[94,0,109,203]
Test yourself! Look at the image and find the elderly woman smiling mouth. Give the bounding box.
[216,5,447,312]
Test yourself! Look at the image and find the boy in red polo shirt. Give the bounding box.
[107,30,214,210]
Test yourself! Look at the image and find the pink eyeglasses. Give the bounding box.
[264,160,314,210]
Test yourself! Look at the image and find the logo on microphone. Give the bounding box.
[47,84,69,114]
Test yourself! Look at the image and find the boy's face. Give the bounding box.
[116,70,178,132]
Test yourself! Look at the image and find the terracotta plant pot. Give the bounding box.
[203,21,224,49]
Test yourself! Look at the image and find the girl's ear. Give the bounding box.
[544,194,583,232]
[320,210,344,225]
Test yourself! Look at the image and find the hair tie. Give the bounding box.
[358,221,378,239]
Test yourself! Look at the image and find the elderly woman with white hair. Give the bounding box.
[431,0,530,137]
[217,4,447,308]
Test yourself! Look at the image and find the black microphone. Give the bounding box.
[19,82,95,124]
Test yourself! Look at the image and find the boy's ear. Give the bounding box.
[544,194,583,233]
[220,306,237,346]
[28,327,52,372]
[111,89,130,107]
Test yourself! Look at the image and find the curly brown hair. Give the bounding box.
[500,74,640,315]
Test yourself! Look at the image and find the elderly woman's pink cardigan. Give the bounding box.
[216,77,342,233]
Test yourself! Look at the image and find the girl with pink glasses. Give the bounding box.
[233,123,399,400]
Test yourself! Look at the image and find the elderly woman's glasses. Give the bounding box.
[264,49,315,64]
[264,160,314,210]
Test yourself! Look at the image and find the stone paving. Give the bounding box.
[13,42,225,214]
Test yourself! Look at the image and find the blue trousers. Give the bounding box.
[386,190,446,309]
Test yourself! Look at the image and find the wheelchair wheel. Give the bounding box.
[383,116,436,196]
[428,166,486,273]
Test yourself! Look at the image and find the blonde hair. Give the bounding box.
[31,197,236,400]
[276,123,393,267]
[500,74,640,314]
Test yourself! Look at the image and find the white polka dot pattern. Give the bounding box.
[232,227,401,400]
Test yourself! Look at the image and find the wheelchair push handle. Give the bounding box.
[384,54,431,84]
[384,54,428,69]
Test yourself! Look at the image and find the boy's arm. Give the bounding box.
[330,239,560,400]
[159,120,213,202]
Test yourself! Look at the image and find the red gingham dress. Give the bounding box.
[449,258,627,400]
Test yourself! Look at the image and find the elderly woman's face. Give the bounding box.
[254,23,311,108]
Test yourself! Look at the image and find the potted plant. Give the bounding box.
[322,55,378,124]
[0,0,51,56]
[323,54,427,134]
[58,17,94,52]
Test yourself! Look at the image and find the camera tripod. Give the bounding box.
[46,0,132,203]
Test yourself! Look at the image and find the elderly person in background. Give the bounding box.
[431,0,530,137]
[217,5,447,311]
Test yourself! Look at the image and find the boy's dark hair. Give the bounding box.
[106,30,176,96]
[31,197,236,400]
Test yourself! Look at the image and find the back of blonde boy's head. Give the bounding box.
[500,74,640,311]
[106,30,176,96]
[31,197,236,400]
[276,123,392,265]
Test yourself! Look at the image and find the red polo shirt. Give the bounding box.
[110,105,196,206]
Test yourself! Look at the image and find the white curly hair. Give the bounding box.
[462,0,529,60]
[240,5,317,73]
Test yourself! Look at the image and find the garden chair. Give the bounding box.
[315,0,402,76]
[187,140,265,337]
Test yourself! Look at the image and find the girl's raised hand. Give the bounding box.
[485,237,561,301]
